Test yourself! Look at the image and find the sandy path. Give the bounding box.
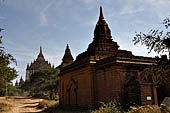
[0,96,45,113]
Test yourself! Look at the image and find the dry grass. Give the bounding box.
[0,96,45,113]
[0,102,12,112]
[160,104,170,113]
[128,105,161,113]
[0,97,12,112]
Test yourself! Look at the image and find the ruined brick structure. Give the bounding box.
[26,46,52,81]
[59,7,158,107]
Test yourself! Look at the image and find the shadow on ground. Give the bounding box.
[23,105,38,108]
[10,97,91,113]
[20,105,92,113]
[24,102,39,104]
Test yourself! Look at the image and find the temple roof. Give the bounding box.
[26,46,51,70]
[62,44,74,63]
[59,7,157,76]
[76,6,119,61]
[58,44,74,69]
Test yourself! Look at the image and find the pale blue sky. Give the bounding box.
[0,0,169,84]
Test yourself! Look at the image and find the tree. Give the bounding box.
[133,15,170,58]
[132,11,170,87]
[44,68,60,100]
[0,28,17,96]
[140,56,170,87]
[22,68,60,100]
[132,0,170,88]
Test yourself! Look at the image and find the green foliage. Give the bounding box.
[163,16,170,29]
[91,101,162,113]
[92,100,124,113]
[133,11,170,87]
[140,62,170,87]
[160,104,170,113]
[22,68,60,100]
[133,15,170,57]
[7,85,25,96]
[0,28,17,96]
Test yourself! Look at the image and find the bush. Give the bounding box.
[92,100,123,113]
[160,104,170,113]
[91,101,162,113]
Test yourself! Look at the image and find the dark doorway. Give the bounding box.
[157,85,170,105]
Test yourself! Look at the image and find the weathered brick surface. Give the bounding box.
[140,83,157,105]
[60,65,94,107]
[59,62,158,107]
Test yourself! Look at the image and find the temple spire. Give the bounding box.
[99,6,104,20]
[66,44,69,50]
[37,46,44,59]
[58,44,74,69]
[40,46,42,56]
[62,44,73,63]
[76,7,119,61]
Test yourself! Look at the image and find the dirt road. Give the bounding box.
[0,96,45,113]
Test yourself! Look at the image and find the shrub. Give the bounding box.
[92,100,123,113]
[160,104,170,113]
[92,101,162,113]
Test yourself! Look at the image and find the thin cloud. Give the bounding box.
[120,7,144,15]
[145,0,170,19]
[79,0,96,4]
[0,17,5,21]
[83,19,96,27]
[39,0,55,26]
[40,12,48,26]
[120,0,144,15]
[116,31,158,57]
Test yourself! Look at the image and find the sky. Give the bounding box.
[0,0,170,85]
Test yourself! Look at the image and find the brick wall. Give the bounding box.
[140,83,158,105]
[59,63,158,107]
[95,66,125,104]
[59,65,95,107]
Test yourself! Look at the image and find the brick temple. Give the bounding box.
[26,46,52,81]
[59,7,158,107]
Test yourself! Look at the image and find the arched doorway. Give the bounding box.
[66,77,78,106]
[157,84,170,105]
[124,75,141,106]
